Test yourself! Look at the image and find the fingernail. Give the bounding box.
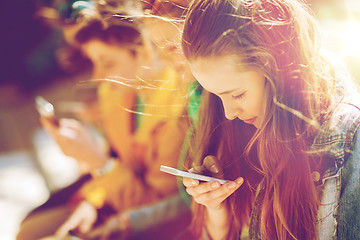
[210,165,219,173]
[211,181,220,188]
[236,177,244,184]
[190,180,197,185]
[227,182,236,189]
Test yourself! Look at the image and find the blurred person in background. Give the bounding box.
[17,0,193,239]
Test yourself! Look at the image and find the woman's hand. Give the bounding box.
[55,201,97,237]
[183,155,243,239]
[183,155,243,209]
[40,117,108,172]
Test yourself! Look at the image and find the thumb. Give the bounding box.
[78,217,95,233]
[203,155,220,174]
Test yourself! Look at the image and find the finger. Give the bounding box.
[203,155,220,174]
[56,215,80,237]
[185,180,221,197]
[194,178,244,207]
[201,190,236,209]
[78,217,94,233]
[59,118,80,129]
[58,126,78,139]
[183,177,199,187]
[207,179,243,208]
[188,166,203,174]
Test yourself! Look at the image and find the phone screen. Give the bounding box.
[160,165,229,184]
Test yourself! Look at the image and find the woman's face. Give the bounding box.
[143,14,186,73]
[82,39,141,80]
[190,55,268,128]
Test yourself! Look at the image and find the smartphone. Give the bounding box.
[35,96,59,125]
[160,165,229,184]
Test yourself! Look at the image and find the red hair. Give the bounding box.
[182,0,338,239]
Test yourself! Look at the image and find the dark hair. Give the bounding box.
[74,20,142,50]
[74,0,143,46]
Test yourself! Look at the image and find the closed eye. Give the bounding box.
[232,92,245,100]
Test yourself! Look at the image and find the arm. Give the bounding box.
[127,194,190,233]
[71,119,191,238]
[75,118,189,212]
[91,83,187,208]
[337,131,360,238]
[86,194,190,239]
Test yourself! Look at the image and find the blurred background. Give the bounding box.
[0,0,359,239]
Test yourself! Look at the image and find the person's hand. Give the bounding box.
[55,201,98,238]
[183,156,243,239]
[183,155,244,210]
[86,213,131,240]
[40,116,108,172]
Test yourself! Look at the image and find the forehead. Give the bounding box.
[82,39,131,60]
[82,39,114,54]
[190,55,240,79]
[189,55,261,94]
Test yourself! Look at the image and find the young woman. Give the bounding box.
[181,0,360,239]
[17,1,192,239]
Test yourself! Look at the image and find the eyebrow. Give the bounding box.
[218,88,239,95]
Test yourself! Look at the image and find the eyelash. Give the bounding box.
[232,93,245,100]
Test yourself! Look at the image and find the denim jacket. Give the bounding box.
[248,96,360,240]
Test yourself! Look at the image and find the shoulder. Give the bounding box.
[312,96,360,165]
[320,97,360,137]
[317,51,360,141]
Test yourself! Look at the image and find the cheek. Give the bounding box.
[252,81,269,117]
[113,54,140,77]
[113,62,138,78]
[246,94,265,116]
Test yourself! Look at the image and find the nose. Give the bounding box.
[221,98,240,120]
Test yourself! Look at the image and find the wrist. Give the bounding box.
[205,205,230,239]
[206,206,229,225]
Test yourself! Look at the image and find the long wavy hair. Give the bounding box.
[182,0,340,239]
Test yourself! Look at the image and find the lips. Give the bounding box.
[242,117,257,125]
